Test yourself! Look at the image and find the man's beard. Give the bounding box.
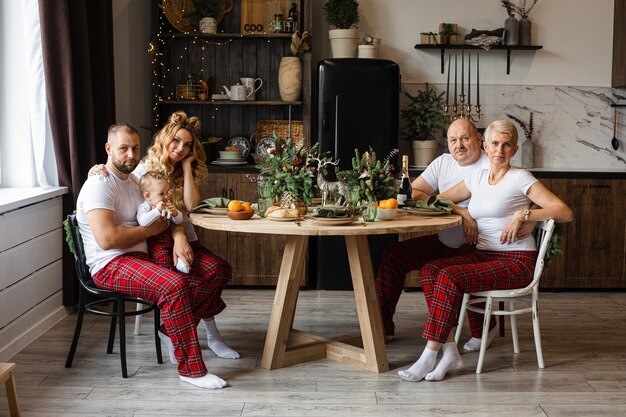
[112,158,138,174]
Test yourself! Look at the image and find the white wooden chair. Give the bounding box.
[454,219,556,374]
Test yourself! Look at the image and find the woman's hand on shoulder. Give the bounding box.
[88,164,107,177]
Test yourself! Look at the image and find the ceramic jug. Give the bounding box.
[222,83,252,101]
[240,77,263,100]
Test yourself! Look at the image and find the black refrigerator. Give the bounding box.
[309,58,400,290]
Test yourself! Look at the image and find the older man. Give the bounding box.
[76,123,229,389]
[376,118,497,351]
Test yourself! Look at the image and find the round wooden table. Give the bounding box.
[191,212,461,373]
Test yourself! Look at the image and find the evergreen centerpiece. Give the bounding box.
[336,148,399,202]
[256,137,319,206]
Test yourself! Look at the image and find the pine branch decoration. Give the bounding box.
[500,0,515,15]
[506,112,534,142]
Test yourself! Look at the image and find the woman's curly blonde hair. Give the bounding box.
[144,111,208,211]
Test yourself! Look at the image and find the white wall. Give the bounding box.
[356,0,614,87]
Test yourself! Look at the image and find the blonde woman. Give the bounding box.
[89,112,239,365]
[398,120,573,383]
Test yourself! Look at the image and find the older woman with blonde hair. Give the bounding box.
[398,119,573,383]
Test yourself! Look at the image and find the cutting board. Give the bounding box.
[240,0,301,34]
[241,0,265,34]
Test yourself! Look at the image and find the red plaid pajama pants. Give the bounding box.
[148,232,230,320]
[421,249,537,343]
[92,250,231,377]
[375,234,475,336]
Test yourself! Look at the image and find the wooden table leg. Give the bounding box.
[260,235,309,370]
[344,235,389,373]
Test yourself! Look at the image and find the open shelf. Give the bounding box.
[414,44,543,75]
[158,100,302,106]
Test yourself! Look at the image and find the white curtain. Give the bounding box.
[22,0,58,188]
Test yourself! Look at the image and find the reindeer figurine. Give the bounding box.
[308,153,345,206]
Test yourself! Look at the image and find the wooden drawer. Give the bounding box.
[0,260,62,328]
[0,229,62,291]
[0,198,62,251]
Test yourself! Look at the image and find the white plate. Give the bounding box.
[227,136,251,158]
[256,136,275,156]
[215,157,246,162]
[204,208,228,215]
[211,160,249,166]
[308,217,357,226]
[404,208,449,216]
[267,216,301,222]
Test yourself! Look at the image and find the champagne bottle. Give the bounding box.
[397,155,411,206]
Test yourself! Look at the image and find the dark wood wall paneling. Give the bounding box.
[612,0,626,87]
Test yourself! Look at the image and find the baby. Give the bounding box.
[137,171,189,273]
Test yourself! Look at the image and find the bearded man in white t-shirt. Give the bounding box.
[376,118,533,351]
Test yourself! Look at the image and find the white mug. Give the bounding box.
[240,77,263,100]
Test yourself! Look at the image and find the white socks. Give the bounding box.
[180,374,227,389]
[398,346,438,382]
[203,319,240,359]
[425,342,464,381]
[158,331,177,364]
[463,325,498,352]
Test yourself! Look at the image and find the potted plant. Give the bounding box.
[401,83,447,167]
[323,0,360,58]
[278,30,310,102]
[186,0,219,34]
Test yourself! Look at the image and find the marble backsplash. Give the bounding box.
[403,84,626,169]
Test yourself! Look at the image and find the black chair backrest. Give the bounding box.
[65,214,94,290]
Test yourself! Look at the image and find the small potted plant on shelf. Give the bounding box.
[323,0,360,58]
[278,30,310,102]
[401,83,447,167]
[185,0,220,34]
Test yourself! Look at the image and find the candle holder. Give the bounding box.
[442,52,481,122]
[443,94,481,122]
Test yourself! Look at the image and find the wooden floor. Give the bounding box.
[3,289,626,417]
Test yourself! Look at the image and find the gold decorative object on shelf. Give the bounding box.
[159,0,233,33]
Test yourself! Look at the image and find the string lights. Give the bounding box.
[149,9,278,128]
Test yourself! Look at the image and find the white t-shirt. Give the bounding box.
[76,167,147,275]
[136,200,183,226]
[465,167,538,251]
[133,163,198,242]
[420,153,490,248]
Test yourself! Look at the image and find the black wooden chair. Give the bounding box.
[64,214,163,378]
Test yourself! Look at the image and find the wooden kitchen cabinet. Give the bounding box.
[542,177,626,288]
[150,0,311,146]
[195,171,298,286]
[402,175,626,289]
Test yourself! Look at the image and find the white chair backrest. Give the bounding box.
[527,219,556,289]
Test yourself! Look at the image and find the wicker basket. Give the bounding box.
[256,120,304,146]
[159,0,233,33]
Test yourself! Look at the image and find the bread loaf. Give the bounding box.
[266,207,299,218]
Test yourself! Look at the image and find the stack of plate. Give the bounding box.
[211,136,251,166]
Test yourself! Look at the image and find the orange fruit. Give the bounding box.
[241,202,253,212]
[379,198,398,209]
[228,200,243,212]
[386,198,399,209]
